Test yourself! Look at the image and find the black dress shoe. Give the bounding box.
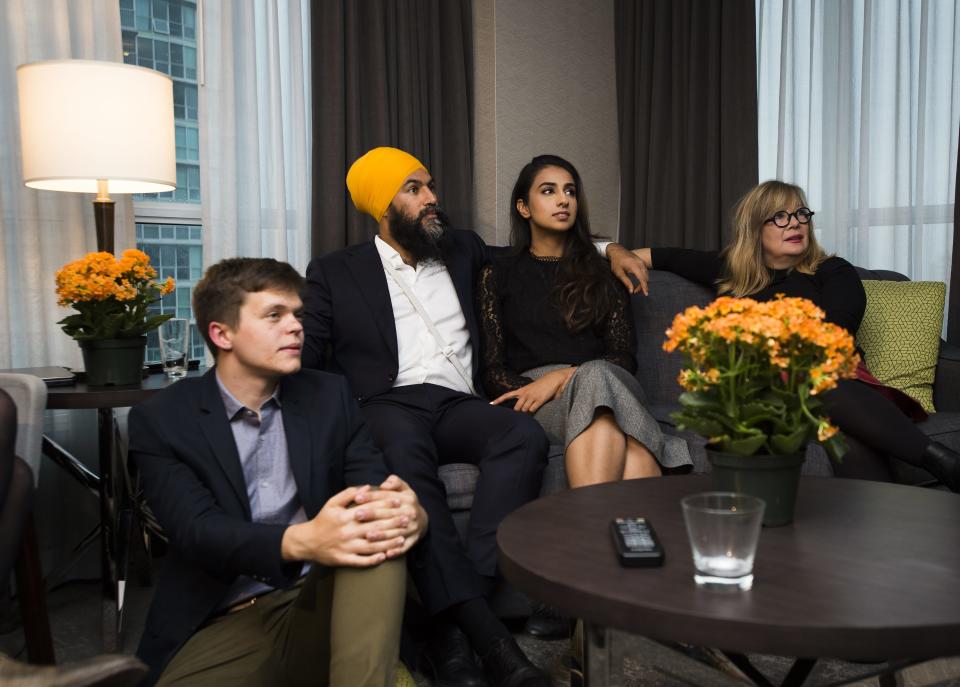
[419,624,488,687]
[479,637,551,687]
[921,441,960,492]
[523,602,573,640]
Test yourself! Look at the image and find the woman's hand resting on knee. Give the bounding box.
[489,367,577,413]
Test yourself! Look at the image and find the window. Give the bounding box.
[756,1,958,299]
[120,0,203,363]
[137,223,207,361]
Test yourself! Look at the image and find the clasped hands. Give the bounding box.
[281,474,428,568]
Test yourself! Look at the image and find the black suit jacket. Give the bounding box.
[301,229,489,399]
[129,368,388,684]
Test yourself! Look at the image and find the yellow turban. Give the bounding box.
[346,147,427,222]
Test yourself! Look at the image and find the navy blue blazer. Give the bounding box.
[129,368,388,684]
[301,229,488,400]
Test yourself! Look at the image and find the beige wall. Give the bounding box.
[472,0,619,245]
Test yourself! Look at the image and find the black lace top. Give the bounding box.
[478,252,636,397]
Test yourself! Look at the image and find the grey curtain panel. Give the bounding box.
[310,0,474,255]
[950,124,960,344]
[614,0,758,249]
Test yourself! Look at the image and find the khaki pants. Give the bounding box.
[156,559,406,687]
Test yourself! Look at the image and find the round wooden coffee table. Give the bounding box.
[498,476,960,684]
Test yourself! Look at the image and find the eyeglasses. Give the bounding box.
[764,207,815,228]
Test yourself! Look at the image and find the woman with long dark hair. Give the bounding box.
[478,155,691,488]
[631,179,960,491]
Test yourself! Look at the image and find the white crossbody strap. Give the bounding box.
[384,266,478,396]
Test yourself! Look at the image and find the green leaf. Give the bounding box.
[719,434,768,456]
[677,391,723,410]
[702,411,741,432]
[741,401,783,418]
[143,313,174,331]
[672,412,725,438]
[758,391,788,409]
[821,432,847,462]
[769,426,809,454]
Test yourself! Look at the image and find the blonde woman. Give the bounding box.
[631,180,959,491]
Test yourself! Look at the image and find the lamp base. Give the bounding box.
[93,199,115,255]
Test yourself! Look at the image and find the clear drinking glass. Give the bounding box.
[681,492,766,590]
[158,318,189,379]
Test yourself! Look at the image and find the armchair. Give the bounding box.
[0,374,53,663]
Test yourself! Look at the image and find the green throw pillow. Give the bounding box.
[856,280,945,413]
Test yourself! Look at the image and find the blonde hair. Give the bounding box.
[718,180,828,296]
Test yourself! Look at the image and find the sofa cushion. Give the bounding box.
[633,271,714,406]
[440,463,481,511]
[934,341,960,411]
[888,411,960,485]
[857,280,945,413]
[439,445,567,513]
[916,410,960,446]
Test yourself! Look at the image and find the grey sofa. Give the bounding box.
[439,267,960,556]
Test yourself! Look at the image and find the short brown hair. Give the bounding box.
[193,258,305,357]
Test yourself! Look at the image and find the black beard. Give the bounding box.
[387,206,454,263]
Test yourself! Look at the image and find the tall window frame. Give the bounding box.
[120,0,206,362]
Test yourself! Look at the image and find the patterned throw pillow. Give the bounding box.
[395,662,416,687]
[856,280,945,413]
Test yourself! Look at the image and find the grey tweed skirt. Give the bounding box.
[524,360,692,470]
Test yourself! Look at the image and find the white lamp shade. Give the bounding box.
[16,59,176,195]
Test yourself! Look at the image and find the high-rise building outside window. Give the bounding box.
[120,0,205,362]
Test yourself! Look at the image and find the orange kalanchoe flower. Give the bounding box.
[55,250,176,341]
[665,295,859,459]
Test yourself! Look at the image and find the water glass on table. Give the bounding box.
[158,318,189,380]
[681,492,765,591]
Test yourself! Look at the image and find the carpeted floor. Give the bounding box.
[1,576,957,686]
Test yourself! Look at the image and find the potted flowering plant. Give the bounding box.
[56,249,175,386]
[664,296,860,525]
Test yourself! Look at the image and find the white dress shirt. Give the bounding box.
[374,236,474,394]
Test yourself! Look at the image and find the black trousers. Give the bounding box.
[360,383,548,614]
[821,379,931,481]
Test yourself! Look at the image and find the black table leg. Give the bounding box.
[781,658,817,687]
[725,652,777,687]
[97,407,119,651]
[42,435,99,493]
[725,653,816,687]
[44,413,148,652]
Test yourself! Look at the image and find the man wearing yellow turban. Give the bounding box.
[302,147,552,687]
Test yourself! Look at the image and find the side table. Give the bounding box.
[44,369,204,651]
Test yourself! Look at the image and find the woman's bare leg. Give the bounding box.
[565,411,627,487]
[623,436,662,478]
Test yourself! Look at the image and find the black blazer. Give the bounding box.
[129,368,388,684]
[301,229,488,400]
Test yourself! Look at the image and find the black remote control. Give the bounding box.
[610,517,664,567]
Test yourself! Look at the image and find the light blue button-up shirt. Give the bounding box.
[216,376,307,610]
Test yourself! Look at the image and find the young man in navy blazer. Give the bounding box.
[129,257,427,686]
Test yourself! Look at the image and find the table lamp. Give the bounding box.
[16,59,176,255]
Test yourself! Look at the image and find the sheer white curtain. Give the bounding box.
[0,0,135,368]
[757,0,959,292]
[199,0,312,272]
[0,0,139,577]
